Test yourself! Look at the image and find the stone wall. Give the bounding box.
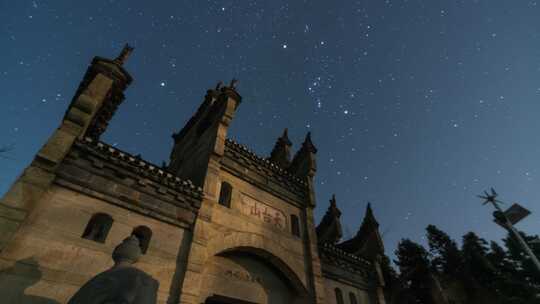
[178,165,321,303]
[0,137,202,304]
[323,277,372,304]
[318,242,378,304]
[200,253,295,303]
[0,185,192,304]
[0,46,386,303]
[217,169,305,237]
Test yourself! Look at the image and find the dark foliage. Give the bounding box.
[387,228,540,304]
[426,225,463,277]
[394,239,435,304]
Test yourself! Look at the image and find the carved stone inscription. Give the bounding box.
[224,269,263,284]
[241,194,286,230]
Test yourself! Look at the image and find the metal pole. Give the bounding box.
[493,203,540,273]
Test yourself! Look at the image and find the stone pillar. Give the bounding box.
[177,83,241,304]
[373,256,387,304]
[304,206,328,304]
[292,133,327,304]
[0,45,133,252]
[177,218,211,304]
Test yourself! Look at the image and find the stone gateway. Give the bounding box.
[0,46,388,304]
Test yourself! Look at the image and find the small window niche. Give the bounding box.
[349,292,358,304]
[335,288,344,304]
[218,182,232,208]
[290,214,301,237]
[82,213,113,243]
[131,226,152,254]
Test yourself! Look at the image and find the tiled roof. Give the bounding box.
[225,138,308,187]
[320,242,371,267]
[319,242,374,279]
[79,137,204,199]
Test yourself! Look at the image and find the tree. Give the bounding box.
[425,225,463,278]
[504,231,540,284]
[395,239,434,304]
[485,241,524,303]
[460,231,502,303]
[502,231,540,302]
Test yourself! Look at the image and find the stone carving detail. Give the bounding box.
[224,269,263,284]
[241,194,286,230]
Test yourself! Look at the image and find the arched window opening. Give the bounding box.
[131,225,152,254]
[290,214,300,237]
[218,182,232,208]
[335,288,344,304]
[349,292,358,304]
[82,213,113,243]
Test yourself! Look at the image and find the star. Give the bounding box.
[1,0,538,272]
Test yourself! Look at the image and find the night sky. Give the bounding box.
[2,1,540,259]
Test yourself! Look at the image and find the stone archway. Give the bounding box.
[198,232,310,304]
[207,232,308,296]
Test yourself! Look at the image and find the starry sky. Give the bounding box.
[2,0,540,259]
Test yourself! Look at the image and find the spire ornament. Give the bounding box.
[316,194,343,244]
[269,128,293,168]
[302,132,317,154]
[338,202,384,258]
[229,78,238,89]
[364,202,379,228]
[113,43,134,66]
[289,131,317,177]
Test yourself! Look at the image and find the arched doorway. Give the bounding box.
[199,250,307,304]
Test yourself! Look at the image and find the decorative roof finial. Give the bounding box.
[330,194,337,207]
[114,43,134,66]
[364,202,379,227]
[315,194,343,244]
[215,81,223,90]
[289,131,317,177]
[229,78,238,89]
[270,128,293,168]
[328,194,341,217]
[280,128,292,146]
[303,132,317,153]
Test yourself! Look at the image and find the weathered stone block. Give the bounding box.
[65,107,91,127]
[37,129,77,166]
[71,94,96,114]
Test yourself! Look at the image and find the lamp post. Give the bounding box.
[478,188,540,273]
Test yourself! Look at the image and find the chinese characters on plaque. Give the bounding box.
[241,195,287,231]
